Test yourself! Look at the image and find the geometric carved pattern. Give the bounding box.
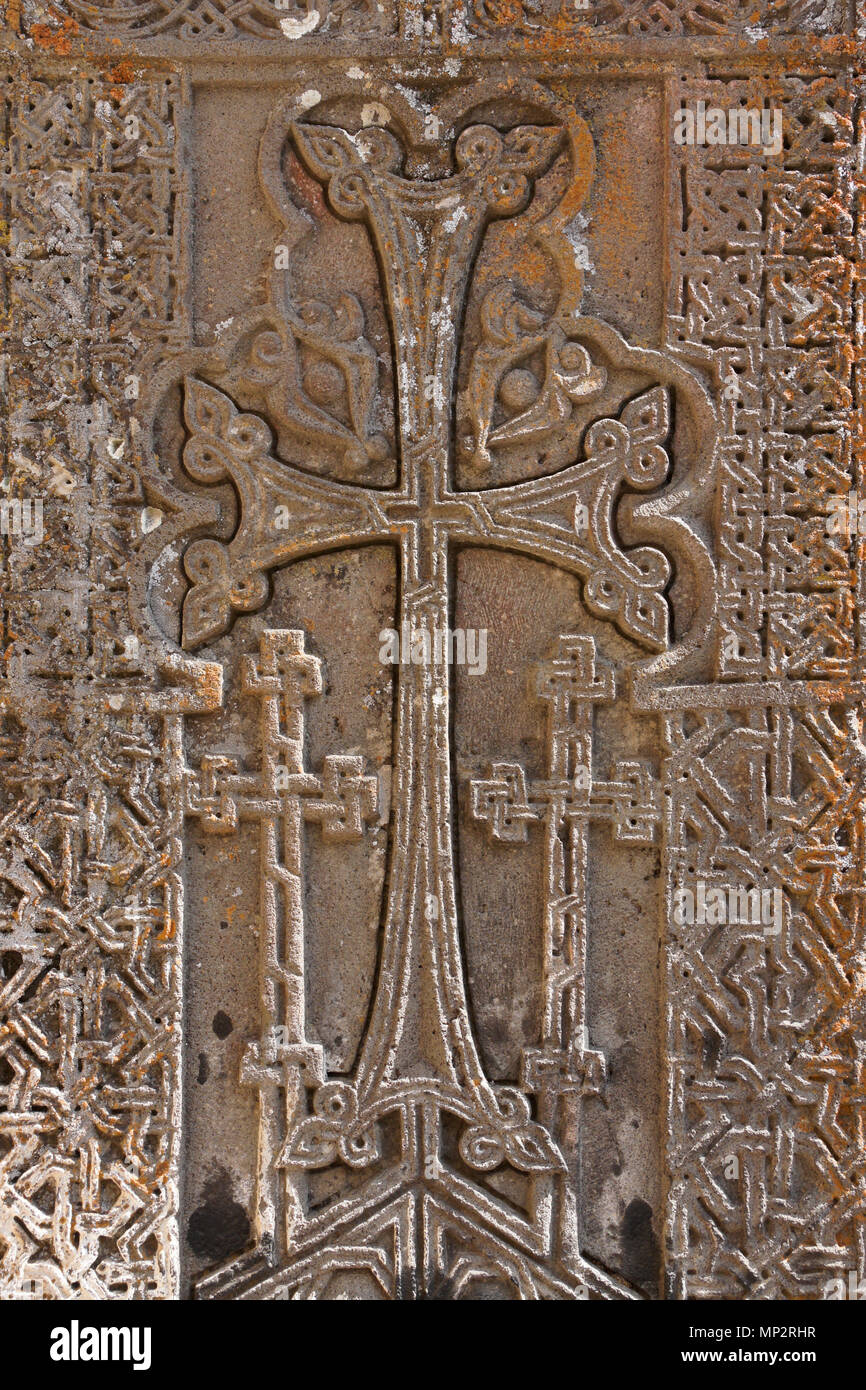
[664,700,866,1298]
[662,67,866,1298]
[463,0,848,39]
[668,74,859,683]
[0,658,220,1299]
[0,73,190,1300]
[40,0,396,38]
[30,0,845,40]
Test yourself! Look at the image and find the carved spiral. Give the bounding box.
[484,170,531,215]
[184,538,229,586]
[228,572,270,612]
[183,436,234,484]
[455,124,503,169]
[329,172,370,217]
[313,1080,358,1123]
[585,569,623,616]
[459,1126,505,1171]
[353,126,402,171]
[228,415,271,459]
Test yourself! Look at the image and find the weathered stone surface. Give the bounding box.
[0,0,863,1302]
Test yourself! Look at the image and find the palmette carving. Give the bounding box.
[245,292,393,476]
[464,284,608,476]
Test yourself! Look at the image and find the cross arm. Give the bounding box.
[462,387,676,651]
[589,760,661,844]
[290,756,379,841]
[179,377,393,649]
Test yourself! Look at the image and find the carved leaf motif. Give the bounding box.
[459,1121,566,1173]
[504,1124,568,1173]
[278,1080,381,1171]
[185,375,236,442]
[466,284,607,474]
[182,540,234,649]
[277,1118,339,1170]
[619,386,671,489]
[180,380,277,647]
[458,1086,567,1173]
[272,293,392,472]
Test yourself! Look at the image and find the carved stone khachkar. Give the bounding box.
[0,0,863,1303]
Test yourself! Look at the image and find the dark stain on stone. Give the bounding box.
[621,1197,660,1292]
[187,1170,250,1263]
[197,1052,209,1084]
[702,1029,723,1070]
[1,950,23,978]
[212,1010,233,1039]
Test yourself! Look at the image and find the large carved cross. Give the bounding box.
[175,109,682,1299]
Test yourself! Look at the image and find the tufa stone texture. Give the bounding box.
[0,0,863,1301]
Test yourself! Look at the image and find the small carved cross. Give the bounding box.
[184,629,378,1242]
[471,634,660,1129]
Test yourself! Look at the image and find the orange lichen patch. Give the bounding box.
[197,661,223,709]
[827,34,866,61]
[287,152,328,220]
[478,222,557,308]
[109,60,134,83]
[28,14,79,52]
[2,0,21,32]
[589,105,648,279]
[107,59,135,102]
